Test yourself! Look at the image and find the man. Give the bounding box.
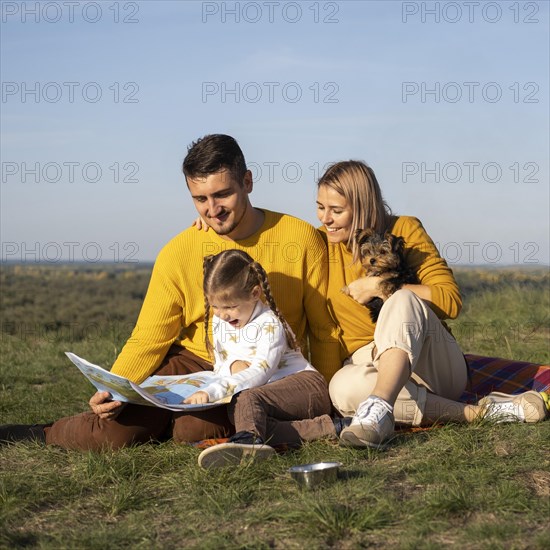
[1,134,340,450]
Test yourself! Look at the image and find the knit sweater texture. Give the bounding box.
[111,210,340,383]
[320,215,462,360]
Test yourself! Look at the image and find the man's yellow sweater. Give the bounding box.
[321,216,462,361]
[111,210,340,383]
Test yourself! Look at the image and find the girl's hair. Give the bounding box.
[317,160,392,263]
[203,249,298,358]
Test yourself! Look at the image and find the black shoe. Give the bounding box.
[228,430,264,445]
[0,424,49,445]
[332,416,352,437]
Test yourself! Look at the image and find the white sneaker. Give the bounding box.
[197,442,275,469]
[340,396,395,448]
[477,391,549,423]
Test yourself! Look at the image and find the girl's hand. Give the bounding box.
[192,216,209,232]
[183,391,210,404]
[343,276,385,305]
[230,360,250,374]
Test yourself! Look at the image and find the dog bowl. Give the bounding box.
[288,462,343,490]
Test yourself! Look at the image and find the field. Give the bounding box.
[1,264,549,549]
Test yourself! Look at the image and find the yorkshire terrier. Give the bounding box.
[343,228,418,323]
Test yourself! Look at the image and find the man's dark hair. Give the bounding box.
[182,134,247,184]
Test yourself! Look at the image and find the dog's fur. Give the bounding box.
[354,228,418,322]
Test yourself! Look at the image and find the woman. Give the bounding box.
[316,160,548,448]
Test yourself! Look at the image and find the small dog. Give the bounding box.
[343,228,418,323]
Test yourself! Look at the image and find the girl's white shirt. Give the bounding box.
[203,301,316,402]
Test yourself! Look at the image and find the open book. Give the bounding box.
[65,352,232,411]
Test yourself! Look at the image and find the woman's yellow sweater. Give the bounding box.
[320,216,462,361]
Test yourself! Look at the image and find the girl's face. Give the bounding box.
[208,286,261,328]
[316,185,354,244]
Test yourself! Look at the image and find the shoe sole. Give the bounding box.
[339,427,388,450]
[198,442,275,469]
[478,391,548,423]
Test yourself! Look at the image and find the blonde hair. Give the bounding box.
[203,249,298,358]
[317,160,392,263]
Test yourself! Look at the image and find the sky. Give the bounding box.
[1,0,549,267]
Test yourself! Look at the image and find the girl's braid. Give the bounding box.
[250,262,299,350]
[203,255,215,359]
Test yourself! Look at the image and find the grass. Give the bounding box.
[0,264,549,548]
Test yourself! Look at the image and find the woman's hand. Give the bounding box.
[230,360,250,374]
[192,216,209,232]
[89,391,126,420]
[343,276,386,305]
[184,391,210,404]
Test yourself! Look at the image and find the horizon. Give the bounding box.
[2,260,549,270]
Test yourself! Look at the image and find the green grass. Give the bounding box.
[0,264,549,548]
[448,267,550,362]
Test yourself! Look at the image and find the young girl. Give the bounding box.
[184,249,334,468]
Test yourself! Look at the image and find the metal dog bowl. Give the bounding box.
[288,462,343,490]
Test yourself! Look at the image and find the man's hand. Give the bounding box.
[89,391,126,420]
[184,391,210,405]
[230,360,250,374]
[343,276,385,305]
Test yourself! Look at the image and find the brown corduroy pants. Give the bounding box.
[45,346,336,451]
[228,370,335,447]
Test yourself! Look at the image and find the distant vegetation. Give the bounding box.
[1,263,152,343]
[1,263,548,363]
[448,267,549,363]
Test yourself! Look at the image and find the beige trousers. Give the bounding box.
[329,289,468,426]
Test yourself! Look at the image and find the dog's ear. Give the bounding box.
[385,232,405,254]
[355,228,375,245]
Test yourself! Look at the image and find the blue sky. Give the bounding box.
[1,0,549,266]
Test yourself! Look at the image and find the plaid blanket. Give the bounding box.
[460,354,550,403]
